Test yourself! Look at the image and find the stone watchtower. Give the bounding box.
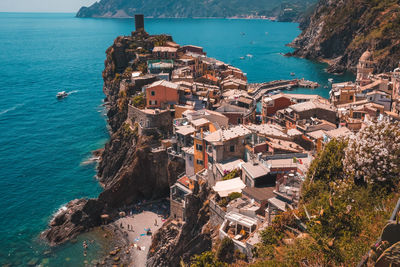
[135,14,144,32]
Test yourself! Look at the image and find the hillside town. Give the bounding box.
[112,15,400,261]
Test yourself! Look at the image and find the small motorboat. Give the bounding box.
[328,78,334,83]
[290,72,295,76]
[246,54,253,58]
[56,91,68,99]
[240,56,245,60]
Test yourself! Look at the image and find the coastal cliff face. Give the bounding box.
[290,0,400,73]
[76,0,315,20]
[42,31,184,246]
[147,182,212,267]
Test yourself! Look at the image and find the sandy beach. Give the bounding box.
[106,200,169,267]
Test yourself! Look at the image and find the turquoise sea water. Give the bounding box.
[0,13,354,266]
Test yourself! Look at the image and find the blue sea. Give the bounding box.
[0,13,354,266]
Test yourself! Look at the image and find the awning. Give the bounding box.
[212,177,246,197]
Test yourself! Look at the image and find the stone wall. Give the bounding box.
[209,199,226,226]
[127,104,173,134]
[170,198,184,220]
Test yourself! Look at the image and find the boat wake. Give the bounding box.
[0,103,25,116]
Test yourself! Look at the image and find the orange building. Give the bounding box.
[194,133,207,174]
[192,122,220,174]
[146,80,180,109]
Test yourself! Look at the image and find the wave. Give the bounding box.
[53,204,68,217]
[81,155,101,166]
[0,103,25,116]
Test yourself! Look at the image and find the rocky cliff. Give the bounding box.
[289,0,400,73]
[76,0,315,20]
[147,182,212,267]
[42,30,184,245]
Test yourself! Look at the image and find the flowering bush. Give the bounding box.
[343,120,400,185]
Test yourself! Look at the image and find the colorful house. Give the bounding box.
[146,80,180,109]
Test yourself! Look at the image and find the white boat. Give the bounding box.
[246,54,253,58]
[328,78,334,83]
[290,72,295,76]
[56,91,68,99]
[240,56,245,60]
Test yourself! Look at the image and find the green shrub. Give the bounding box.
[131,93,146,109]
[216,237,234,263]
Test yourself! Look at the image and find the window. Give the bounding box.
[196,144,203,151]
[154,100,157,105]
[349,95,353,100]
[151,91,155,96]
[189,156,192,161]
[196,159,204,165]
[230,145,235,152]
[237,118,242,124]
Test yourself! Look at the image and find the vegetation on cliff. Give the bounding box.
[76,0,316,21]
[252,120,400,266]
[291,0,400,73]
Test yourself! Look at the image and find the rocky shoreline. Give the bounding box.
[41,30,185,266]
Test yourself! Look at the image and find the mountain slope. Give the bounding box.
[76,0,316,20]
[290,0,400,73]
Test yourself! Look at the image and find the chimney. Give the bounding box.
[135,14,144,32]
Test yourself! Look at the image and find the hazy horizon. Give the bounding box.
[0,0,97,13]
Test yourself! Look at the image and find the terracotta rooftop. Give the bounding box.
[267,138,304,153]
[307,130,326,140]
[175,125,196,136]
[204,125,251,143]
[245,124,288,139]
[177,176,191,189]
[325,127,353,139]
[147,80,180,90]
[153,46,178,53]
[290,99,335,113]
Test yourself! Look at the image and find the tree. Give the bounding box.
[307,138,347,183]
[216,237,234,263]
[190,251,225,267]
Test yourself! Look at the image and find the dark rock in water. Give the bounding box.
[41,199,104,246]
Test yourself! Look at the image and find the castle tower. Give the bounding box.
[356,50,374,86]
[135,14,144,32]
